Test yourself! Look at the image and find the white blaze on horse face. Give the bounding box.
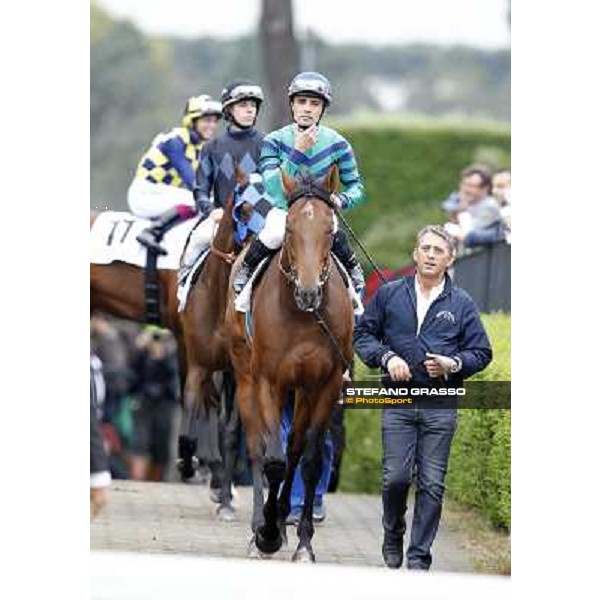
[300,201,315,220]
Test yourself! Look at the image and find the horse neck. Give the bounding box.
[198,196,236,309]
[212,196,235,255]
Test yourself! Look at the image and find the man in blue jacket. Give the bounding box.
[354,225,492,571]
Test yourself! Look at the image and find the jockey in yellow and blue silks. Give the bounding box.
[129,95,223,256]
[232,72,367,293]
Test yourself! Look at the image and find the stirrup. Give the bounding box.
[233,263,252,294]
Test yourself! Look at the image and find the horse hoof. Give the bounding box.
[247,535,273,560]
[255,527,283,554]
[247,536,260,558]
[292,546,315,563]
[217,504,236,522]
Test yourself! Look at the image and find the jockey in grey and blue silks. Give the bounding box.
[195,80,265,210]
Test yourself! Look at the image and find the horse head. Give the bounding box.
[281,165,339,312]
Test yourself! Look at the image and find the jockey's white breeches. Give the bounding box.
[258,207,339,250]
[181,217,217,267]
[127,179,195,218]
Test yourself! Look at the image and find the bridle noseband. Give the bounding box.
[279,184,336,307]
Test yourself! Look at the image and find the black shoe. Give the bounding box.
[382,532,404,569]
[331,230,365,293]
[136,206,192,256]
[136,229,168,255]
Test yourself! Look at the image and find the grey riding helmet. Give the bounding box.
[288,72,332,106]
[221,79,265,122]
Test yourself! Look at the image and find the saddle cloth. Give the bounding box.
[90,211,199,271]
[176,247,210,313]
[234,254,364,316]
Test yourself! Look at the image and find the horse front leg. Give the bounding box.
[230,364,266,556]
[292,426,325,563]
[217,369,239,522]
[292,375,342,563]
[255,377,286,555]
[177,366,202,481]
[277,389,310,528]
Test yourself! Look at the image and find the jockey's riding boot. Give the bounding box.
[136,205,196,256]
[233,238,273,294]
[332,230,365,293]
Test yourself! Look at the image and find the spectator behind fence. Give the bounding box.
[91,353,111,518]
[443,165,505,250]
[492,169,511,243]
[129,328,181,482]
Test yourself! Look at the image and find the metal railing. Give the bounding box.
[451,242,511,313]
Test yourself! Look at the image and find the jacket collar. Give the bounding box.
[227,124,257,139]
[404,272,453,301]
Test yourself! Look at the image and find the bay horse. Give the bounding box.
[225,166,354,561]
[90,167,249,519]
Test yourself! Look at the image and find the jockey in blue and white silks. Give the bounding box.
[232,72,367,293]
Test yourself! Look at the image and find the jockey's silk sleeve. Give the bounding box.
[259,125,366,211]
[159,135,196,190]
[196,141,215,205]
[259,137,299,210]
[336,143,365,209]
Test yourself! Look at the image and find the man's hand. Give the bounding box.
[90,487,108,519]
[387,356,412,382]
[210,208,224,222]
[294,124,319,153]
[424,353,457,378]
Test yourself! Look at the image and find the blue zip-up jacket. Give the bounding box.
[354,274,492,385]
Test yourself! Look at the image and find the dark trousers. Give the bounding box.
[381,406,457,569]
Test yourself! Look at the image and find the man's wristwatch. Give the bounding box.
[381,350,397,369]
[450,356,462,373]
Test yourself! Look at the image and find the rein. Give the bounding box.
[279,191,348,370]
[312,308,352,372]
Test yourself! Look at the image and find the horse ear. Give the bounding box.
[281,169,297,198]
[323,165,340,194]
[234,163,249,187]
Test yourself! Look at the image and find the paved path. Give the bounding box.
[91,480,474,573]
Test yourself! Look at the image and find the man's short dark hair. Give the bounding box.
[461,165,492,191]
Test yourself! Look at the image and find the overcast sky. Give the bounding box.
[96,0,510,49]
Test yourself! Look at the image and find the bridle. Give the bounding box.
[278,183,336,296]
[277,185,351,371]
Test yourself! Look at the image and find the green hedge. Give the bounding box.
[339,313,511,530]
[327,119,511,269]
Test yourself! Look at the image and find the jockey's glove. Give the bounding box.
[191,187,211,218]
